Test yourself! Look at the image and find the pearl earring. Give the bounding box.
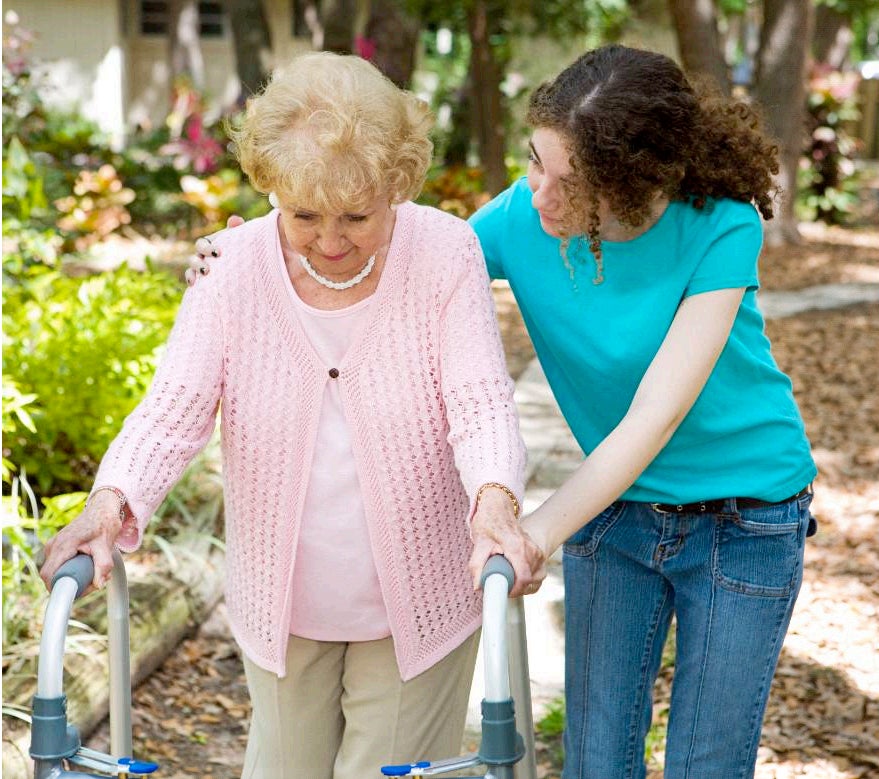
[268,192,280,209]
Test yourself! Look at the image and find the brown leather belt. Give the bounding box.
[649,486,817,537]
[650,486,812,515]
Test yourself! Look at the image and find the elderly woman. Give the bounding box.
[39,52,526,779]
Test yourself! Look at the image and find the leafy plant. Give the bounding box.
[797,66,863,224]
[535,695,566,768]
[419,165,492,218]
[160,115,226,175]
[3,263,180,497]
[2,136,48,221]
[185,169,271,233]
[54,164,136,250]
[1,476,89,668]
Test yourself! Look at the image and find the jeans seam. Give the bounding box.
[738,602,789,779]
[737,510,808,778]
[626,585,672,778]
[569,548,598,779]
[683,571,715,779]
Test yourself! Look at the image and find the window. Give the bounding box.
[292,0,317,39]
[138,0,225,37]
[140,0,169,35]
[198,1,224,37]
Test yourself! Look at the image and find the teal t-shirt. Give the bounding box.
[469,177,816,503]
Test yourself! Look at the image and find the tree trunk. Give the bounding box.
[321,0,358,53]
[667,0,730,93]
[813,5,853,69]
[228,0,273,98]
[444,80,473,167]
[753,0,814,245]
[467,0,507,194]
[169,0,205,89]
[364,0,420,88]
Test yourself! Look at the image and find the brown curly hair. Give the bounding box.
[526,45,779,278]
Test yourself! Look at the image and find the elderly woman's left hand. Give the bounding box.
[469,487,547,598]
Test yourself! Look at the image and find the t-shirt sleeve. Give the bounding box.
[684,201,763,298]
[468,187,513,281]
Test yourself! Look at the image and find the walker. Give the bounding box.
[32,553,537,779]
[29,552,158,778]
[381,555,539,779]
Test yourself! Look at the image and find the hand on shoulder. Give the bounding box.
[186,214,246,286]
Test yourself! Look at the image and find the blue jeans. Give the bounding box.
[561,492,813,779]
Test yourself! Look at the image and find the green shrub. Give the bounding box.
[2,485,88,667]
[797,66,863,224]
[535,696,566,768]
[3,263,180,497]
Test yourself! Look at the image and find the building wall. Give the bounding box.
[11,0,312,140]
[12,0,127,145]
[124,1,311,130]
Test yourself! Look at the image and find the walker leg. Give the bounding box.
[507,598,537,779]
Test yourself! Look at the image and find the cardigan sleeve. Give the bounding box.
[91,277,225,551]
[438,227,527,519]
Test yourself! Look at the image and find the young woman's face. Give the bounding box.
[276,192,395,279]
[527,127,616,239]
[526,127,576,238]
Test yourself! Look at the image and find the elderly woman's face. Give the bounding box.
[277,192,395,278]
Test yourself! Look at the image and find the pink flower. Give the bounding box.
[355,35,376,61]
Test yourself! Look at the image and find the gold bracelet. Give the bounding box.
[475,482,521,518]
[87,486,128,526]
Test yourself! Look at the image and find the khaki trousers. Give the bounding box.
[241,631,480,779]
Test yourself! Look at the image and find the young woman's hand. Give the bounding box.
[469,486,547,598]
[39,490,124,593]
[185,214,245,285]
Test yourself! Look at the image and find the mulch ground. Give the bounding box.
[85,221,878,779]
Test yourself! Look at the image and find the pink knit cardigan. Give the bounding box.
[93,203,526,680]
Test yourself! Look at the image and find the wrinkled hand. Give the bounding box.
[185,214,245,286]
[468,488,547,598]
[39,491,123,593]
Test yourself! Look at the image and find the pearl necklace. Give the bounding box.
[299,252,376,291]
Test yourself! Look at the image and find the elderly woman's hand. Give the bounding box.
[468,486,547,598]
[185,214,246,285]
[39,490,123,593]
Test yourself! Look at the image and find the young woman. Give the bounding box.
[467,45,816,779]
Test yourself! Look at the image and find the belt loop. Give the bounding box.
[730,497,738,513]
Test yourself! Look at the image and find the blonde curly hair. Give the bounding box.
[229,52,434,212]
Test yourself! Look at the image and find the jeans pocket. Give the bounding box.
[563,502,625,559]
[713,498,808,597]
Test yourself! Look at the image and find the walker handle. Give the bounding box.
[50,554,95,600]
[480,554,515,591]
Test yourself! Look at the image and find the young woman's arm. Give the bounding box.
[521,286,746,557]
